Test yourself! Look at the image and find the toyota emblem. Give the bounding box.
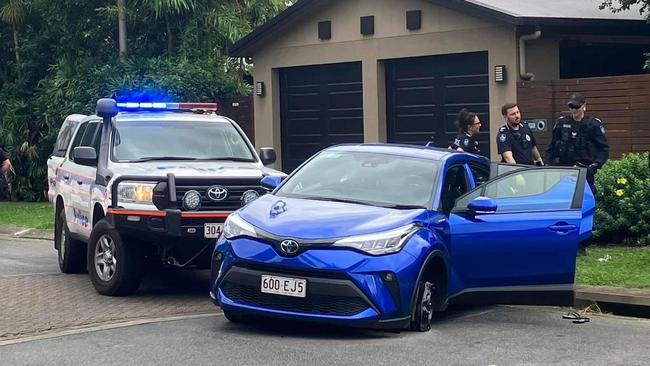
[207,185,228,201]
[279,240,300,255]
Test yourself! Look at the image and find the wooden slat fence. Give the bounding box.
[517,74,650,158]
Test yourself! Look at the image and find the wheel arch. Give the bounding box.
[92,203,105,228]
[409,250,449,314]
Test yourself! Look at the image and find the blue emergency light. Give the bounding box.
[116,102,218,111]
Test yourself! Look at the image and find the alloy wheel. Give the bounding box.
[95,234,117,282]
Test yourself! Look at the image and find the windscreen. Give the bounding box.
[276,150,439,208]
[111,120,255,162]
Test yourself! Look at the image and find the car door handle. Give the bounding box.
[548,223,577,233]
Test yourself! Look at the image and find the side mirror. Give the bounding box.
[261,175,283,190]
[259,147,276,166]
[73,146,98,166]
[467,196,497,214]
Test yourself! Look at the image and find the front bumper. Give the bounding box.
[107,208,230,239]
[211,235,432,329]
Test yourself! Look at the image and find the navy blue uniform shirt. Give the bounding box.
[496,123,537,165]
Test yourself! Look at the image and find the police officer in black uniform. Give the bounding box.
[545,93,609,195]
[497,103,544,166]
[449,108,481,154]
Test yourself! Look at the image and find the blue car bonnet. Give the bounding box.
[238,194,426,239]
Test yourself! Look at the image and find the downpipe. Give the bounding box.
[519,29,541,81]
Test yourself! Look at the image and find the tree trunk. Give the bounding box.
[117,0,127,61]
[166,18,173,55]
[12,24,20,67]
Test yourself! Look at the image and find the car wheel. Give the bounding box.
[410,280,435,332]
[55,209,87,273]
[87,219,144,296]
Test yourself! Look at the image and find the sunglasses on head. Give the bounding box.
[568,103,583,109]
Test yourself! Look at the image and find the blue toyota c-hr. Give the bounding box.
[210,144,593,331]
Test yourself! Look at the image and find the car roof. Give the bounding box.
[326,143,490,164]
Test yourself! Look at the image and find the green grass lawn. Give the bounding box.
[576,246,650,288]
[0,201,54,229]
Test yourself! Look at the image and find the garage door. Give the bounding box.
[386,52,490,157]
[280,62,364,172]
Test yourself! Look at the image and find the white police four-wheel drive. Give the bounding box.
[48,98,284,296]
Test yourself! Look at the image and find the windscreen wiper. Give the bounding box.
[377,203,427,210]
[130,156,200,162]
[300,195,426,210]
[299,196,380,207]
[197,157,256,162]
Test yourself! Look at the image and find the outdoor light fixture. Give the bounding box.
[495,65,507,83]
[255,81,265,96]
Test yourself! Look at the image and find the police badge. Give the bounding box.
[499,134,506,143]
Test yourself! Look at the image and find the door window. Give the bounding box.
[440,165,469,214]
[456,168,581,213]
[80,122,100,148]
[68,123,89,161]
[53,121,77,157]
[468,163,489,186]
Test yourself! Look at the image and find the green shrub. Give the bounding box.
[594,152,650,245]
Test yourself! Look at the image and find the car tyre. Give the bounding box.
[88,219,144,296]
[410,280,436,332]
[55,209,87,273]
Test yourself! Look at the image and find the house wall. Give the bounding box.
[251,0,520,167]
[525,37,561,81]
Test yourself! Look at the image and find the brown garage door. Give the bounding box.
[385,51,490,157]
[280,62,364,173]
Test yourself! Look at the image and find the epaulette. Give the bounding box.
[498,126,507,133]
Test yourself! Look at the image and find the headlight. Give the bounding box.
[223,212,258,239]
[332,224,420,255]
[117,182,156,204]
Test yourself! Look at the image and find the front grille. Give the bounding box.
[175,178,266,211]
[219,266,373,317]
[221,282,369,316]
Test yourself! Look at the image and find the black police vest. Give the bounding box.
[554,118,596,165]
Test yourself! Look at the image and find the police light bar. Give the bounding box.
[116,102,218,111]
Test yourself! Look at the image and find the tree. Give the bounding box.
[600,0,650,16]
[118,0,127,61]
[139,0,197,54]
[0,0,27,68]
[203,0,287,50]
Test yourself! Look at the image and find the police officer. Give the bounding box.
[497,103,544,166]
[0,144,11,200]
[545,93,609,194]
[449,108,481,154]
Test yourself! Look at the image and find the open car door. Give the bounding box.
[446,166,594,306]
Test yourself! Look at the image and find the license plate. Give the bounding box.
[261,275,307,298]
[204,223,223,238]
